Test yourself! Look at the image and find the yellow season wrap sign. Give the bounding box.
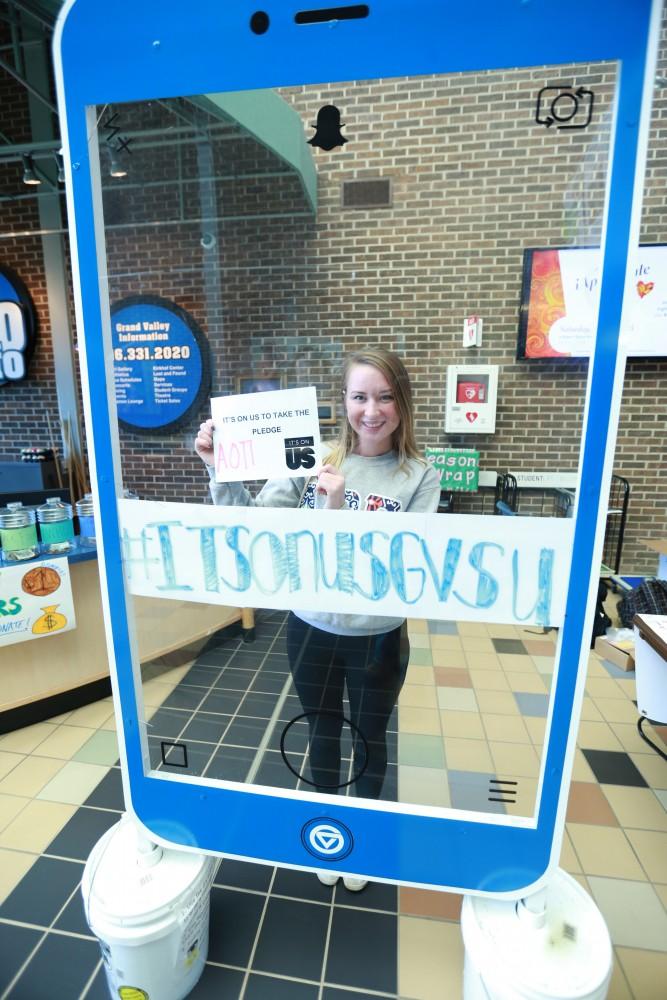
[0,556,76,647]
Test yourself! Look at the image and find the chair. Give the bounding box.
[602,474,630,574]
[437,491,455,513]
[494,473,518,515]
[553,488,574,518]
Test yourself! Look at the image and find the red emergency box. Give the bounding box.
[456,381,486,404]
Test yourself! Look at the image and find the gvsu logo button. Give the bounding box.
[301,818,353,861]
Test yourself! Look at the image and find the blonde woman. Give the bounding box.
[195,349,440,889]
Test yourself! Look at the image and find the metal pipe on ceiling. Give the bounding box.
[0,0,54,31]
[0,225,66,238]
[0,124,242,162]
[0,37,47,54]
[0,137,61,160]
[0,186,64,202]
[100,169,295,192]
[0,206,313,239]
[0,52,57,113]
[0,168,295,201]
[107,122,240,142]
[103,210,313,232]
[7,0,24,77]
[0,103,252,162]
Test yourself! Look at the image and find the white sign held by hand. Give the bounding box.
[211,386,321,482]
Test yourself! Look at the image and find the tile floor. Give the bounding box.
[0,612,666,999]
[142,612,549,817]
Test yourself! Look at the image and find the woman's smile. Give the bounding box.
[345,364,400,456]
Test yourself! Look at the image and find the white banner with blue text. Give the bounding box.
[118,499,574,627]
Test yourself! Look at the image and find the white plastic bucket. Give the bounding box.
[82,815,217,1000]
[461,869,612,1000]
[634,626,667,723]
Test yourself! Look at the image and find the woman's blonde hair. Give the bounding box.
[324,348,425,470]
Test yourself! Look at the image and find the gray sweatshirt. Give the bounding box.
[208,451,441,636]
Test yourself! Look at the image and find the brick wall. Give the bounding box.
[2,19,666,574]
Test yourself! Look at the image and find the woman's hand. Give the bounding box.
[317,464,346,510]
[194,419,215,466]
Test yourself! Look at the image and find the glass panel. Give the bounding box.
[92,60,616,819]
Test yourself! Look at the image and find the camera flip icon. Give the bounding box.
[535,85,595,130]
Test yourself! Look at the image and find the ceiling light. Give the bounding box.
[109,151,127,178]
[22,153,41,185]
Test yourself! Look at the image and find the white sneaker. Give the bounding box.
[316,870,340,886]
[342,876,368,892]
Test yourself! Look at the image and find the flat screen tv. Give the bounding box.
[517,245,667,359]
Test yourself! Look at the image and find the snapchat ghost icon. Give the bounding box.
[308,105,347,150]
[32,604,67,635]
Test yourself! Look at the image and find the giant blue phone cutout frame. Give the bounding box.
[54,0,661,894]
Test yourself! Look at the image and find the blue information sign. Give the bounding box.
[0,266,37,385]
[111,296,210,433]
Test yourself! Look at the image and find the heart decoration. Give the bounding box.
[637,280,655,298]
[465,412,478,423]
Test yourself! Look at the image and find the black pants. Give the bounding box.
[286,612,409,799]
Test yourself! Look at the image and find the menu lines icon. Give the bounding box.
[487,778,518,804]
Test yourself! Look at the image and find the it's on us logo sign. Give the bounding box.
[0,266,37,384]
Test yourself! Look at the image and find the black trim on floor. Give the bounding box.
[0,677,112,735]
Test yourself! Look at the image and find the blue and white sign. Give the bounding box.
[111,296,210,433]
[118,499,572,628]
[55,0,660,895]
[0,266,37,384]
